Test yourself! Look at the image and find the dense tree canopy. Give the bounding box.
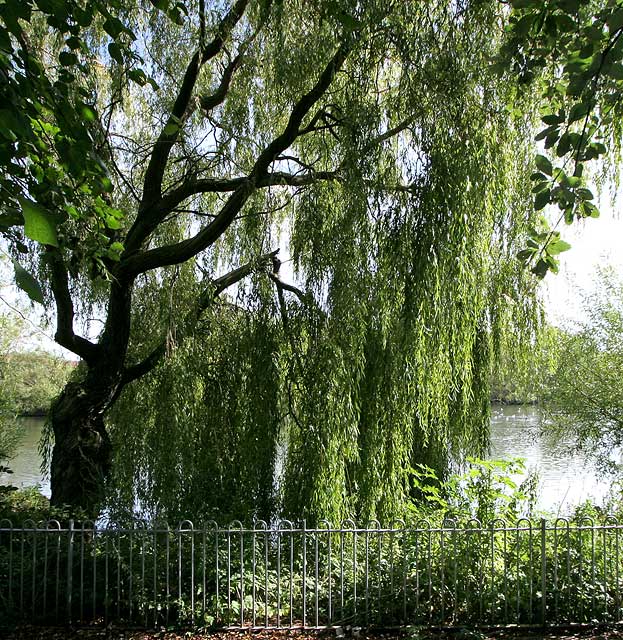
[1,0,545,520]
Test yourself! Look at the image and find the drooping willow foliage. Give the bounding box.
[105,0,543,524]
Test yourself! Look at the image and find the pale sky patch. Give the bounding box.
[544,193,623,328]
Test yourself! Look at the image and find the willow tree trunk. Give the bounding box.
[48,377,117,516]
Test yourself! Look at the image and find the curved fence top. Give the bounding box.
[1,515,622,532]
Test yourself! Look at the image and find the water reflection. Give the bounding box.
[488,404,614,513]
[0,416,49,497]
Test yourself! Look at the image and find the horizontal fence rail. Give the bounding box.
[1,518,622,628]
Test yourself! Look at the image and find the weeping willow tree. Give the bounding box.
[4,0,543,518]
[97,0,544,523]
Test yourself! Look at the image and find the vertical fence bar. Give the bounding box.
[92,523,98,622]
[236,522,243,627]
[615,519,621,621]
[251,522,257,628]
[165,523,171,625]
[451,520,458,624]
[30,524,36,622]
[402,524,407,624]
[302,520,307,627]
[263,523,269,628]
[339,523,344,622]
[226,524,231,622]
[152,525,158,628]
[353,522,358,621]
[324,520,332,626]
[314,524,319,628]
[104,526,109,624]
[489,520,495,625]
[540,519,547,625]
[79,522,85,621]
[288,522,293,628]
[55,521,61,622]
[341,519,356,622]
[140,522,147,627]
[214,524,219,624]
[414,523,420,620]
[364,525,370,626]
[116,526,121,621]
[589,518,596,619]
[276,524,281,628]
[602,519,609,620]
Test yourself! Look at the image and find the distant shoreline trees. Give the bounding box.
[539,268,623,476]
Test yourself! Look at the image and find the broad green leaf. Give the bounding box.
[556,133,572,157]
[568,101,591,123]
[516,249,534,261]
[548,239,572,255]
[556,0,579,13]
[12,259,44,304]
[531,258,550,279]
[534,189,550,211]
[541,113,564,125]
[128,68,147,86]
[535,154,553,176]
[103,17,123,39]
[576,187,594,200]
[19,198,59,246]
[59,51,78,66]
[106,215,122,230]
[108,42,123,64]
[79,104,97,122]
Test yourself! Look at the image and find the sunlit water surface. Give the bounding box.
[0,407,618,513]
[489,404,615,514]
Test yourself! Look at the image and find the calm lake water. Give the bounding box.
[1,416,50,497]
[0,406,616,513]
[489,404,614,514]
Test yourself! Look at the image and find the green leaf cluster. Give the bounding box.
[500,0,623,277]
[0,0,160,299]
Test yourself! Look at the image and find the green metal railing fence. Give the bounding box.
[1,517,621,628]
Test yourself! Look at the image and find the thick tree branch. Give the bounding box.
[211,249,279,297]
[250,41,351,179]
[121,249,278,385]
[267,272,308,304]
[199,52,244,114]
[157,169,339,213]
[120,41,352,278]
[126,0,249,252]
[46,249,99,362]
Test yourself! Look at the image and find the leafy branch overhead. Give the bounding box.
[501,0,623,277]
[0,0,157,298]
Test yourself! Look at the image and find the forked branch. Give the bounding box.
[120,40,352,278]
[126,0,250,252]
[121,249,278,385]
[46,248,99,362]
